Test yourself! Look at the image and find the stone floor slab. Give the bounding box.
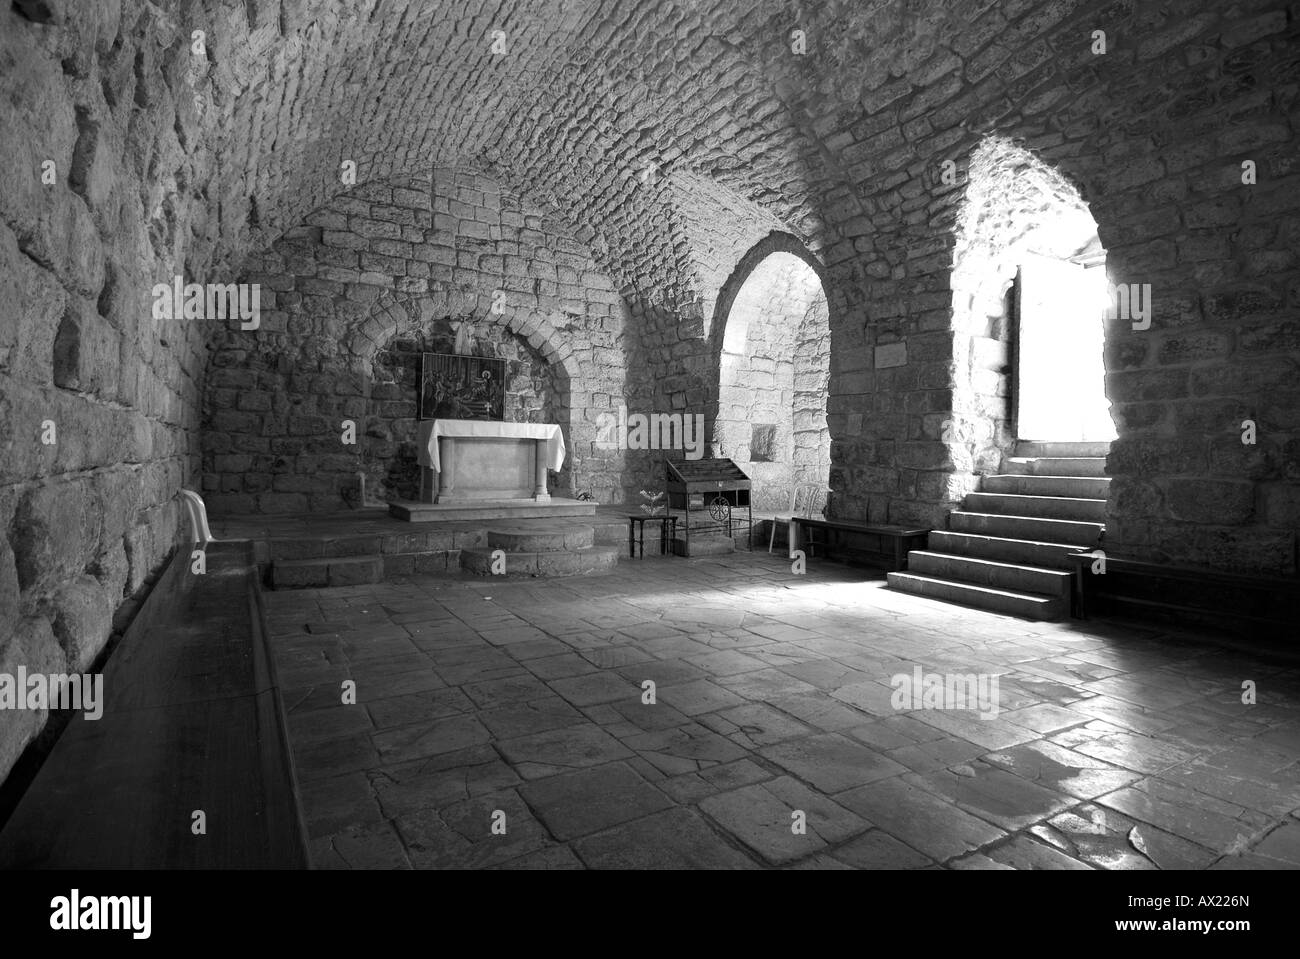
[518,761,673,840]
[759,732,907,793]
[699,776,867,865]
[656,678,749,716]
[830,830,935,869]
[910,763,1076,832]
[496,723,635,779]
[836,777,1006,863]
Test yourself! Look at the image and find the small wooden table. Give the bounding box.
[628,514,678,558]
[790,518,929,571]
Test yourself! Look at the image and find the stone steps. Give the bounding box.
[1015,441,1112,458]
[267,528,484,561]
[268,519,618,588]
[461,523,619,578]
[886,572,1066,620]
[947,511,1104,546]
[273,554,385,589]
[488,525,593,552]
[389,498,597,522]
[962,491,1108,522]
[906,551,1071,597]
[981,474,1111,498]
[888,441,1111,622]
[1003,456,1108,477]
[460,545,620,577]
[927,531,1084,570]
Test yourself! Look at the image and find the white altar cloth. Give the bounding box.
[417,420,566,473]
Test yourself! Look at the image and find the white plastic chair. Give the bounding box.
[768,483,829,556]
[179,489,215,545]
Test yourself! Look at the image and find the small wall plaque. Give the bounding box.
[874,342,907,369]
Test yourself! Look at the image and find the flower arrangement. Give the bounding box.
[638,489,666,516]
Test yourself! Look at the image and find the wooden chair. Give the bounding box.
[768,483,829,555]
[179,489,215,545]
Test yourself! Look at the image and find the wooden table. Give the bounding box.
[790,518,929,571]
[628,514,678,558]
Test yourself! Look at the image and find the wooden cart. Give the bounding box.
[665,458,754,554]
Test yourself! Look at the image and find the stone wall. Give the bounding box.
[170,0,1297,571]
[0,4,224,785]
[807,2,1300,565]
[793,295,833,496]
[5,0,1300,798]
[202,168,628,511]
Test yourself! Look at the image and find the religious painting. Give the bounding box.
[420,353,506,421]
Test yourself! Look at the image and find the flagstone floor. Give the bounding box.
[265,553,1300,869]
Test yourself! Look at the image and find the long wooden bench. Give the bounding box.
[790,518,929,571]
[1068,553,1300,641]
[0,541,309,868]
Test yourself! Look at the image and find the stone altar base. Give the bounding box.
[210,508,625,588]
[388,496,597,522]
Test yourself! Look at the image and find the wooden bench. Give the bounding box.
[1068,553,1300,640]
[790,518,929,571]
[0,541,309,868]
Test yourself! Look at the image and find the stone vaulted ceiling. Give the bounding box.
[190,0,982,302]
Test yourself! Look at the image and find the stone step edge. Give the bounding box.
[457,540,618,556]
[929,530,1100,552]
[908,551,1073,578]
[966,492,1108,505]
[1003,457,1108,466]
[907,552,1072,598]
[982,473,1112,483]
[951,511,1105,530]
[886,572,1063,607]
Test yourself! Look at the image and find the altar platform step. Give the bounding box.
[388,497,597,522]
[210,509,630,588]
[460,545,620,577]
[272,550,462,588]
[489,525,594,552]
[462,524,619,578]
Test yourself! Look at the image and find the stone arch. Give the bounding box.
[341,291,416,373]
[948,135,1110,479]
[493,306,581,386]
[347,289,589,501]
[342,292,580,387]
[708,232,832,511]
[709,232,831,358]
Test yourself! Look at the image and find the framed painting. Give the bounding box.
[420,352,506,421]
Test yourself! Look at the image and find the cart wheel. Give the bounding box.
[707,496,731,522]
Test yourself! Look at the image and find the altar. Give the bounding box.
[417,419,566,504]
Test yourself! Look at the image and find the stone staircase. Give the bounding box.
[270,520,621,588]
[887,441,1110,620]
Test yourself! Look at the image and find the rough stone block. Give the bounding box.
[1165,478,1254,525]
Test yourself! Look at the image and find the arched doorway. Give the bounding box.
[953,136,1116,452]
[713,246,830,512]
[890,137,1117,622]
